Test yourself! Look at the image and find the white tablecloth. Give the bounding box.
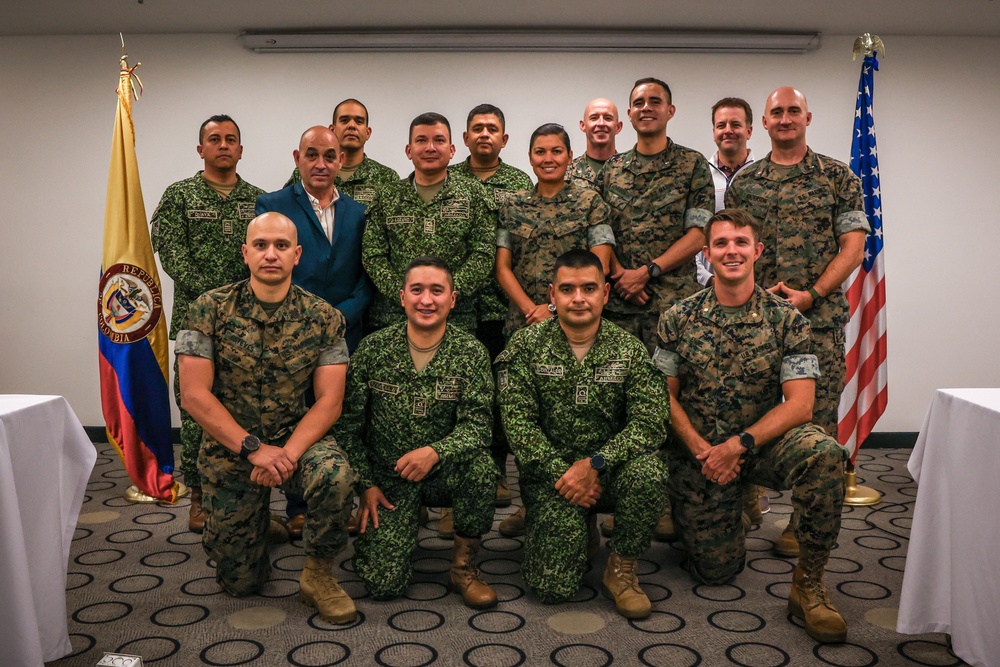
[0,395,96,666]
[897,388,1000,667]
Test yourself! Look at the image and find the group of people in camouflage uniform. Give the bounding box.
[156,78,868,644]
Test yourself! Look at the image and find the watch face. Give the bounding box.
[739,432,754,449]
[242,435,260,451]
[590,454,606,470]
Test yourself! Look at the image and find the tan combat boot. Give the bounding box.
[299,556,357,624]
[437,507,455,539]
[188,486,206,533]
[653,507,677,542]
[450,535,497,609]
[775,511,800,557]
[788,548,848,643]
[744,484,764,527]
[498,505,526,538]
[602,552,652,619]
[495,478,513,507]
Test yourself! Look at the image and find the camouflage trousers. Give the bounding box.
[665,424,847,585]
[520,453,667,603]
[813,326,847,438]
[198,435,356,596]
[603,309,662,356]
[173,358,202,487]
[354,451,499,600]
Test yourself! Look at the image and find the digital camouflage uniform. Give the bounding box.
[150,171,264,487]
[363,173,496,331]
[496,318,669,602]
[565,153,607,190]
[449,158,532,330]
[283,155,400,208]
[725,149,868,436]
[496,181,615,335]
[655,286,848,584]
[336,323,498,599]
[599,140,715,352]
[176,281,356,596]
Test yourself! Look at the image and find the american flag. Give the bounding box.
[838,52,887,460]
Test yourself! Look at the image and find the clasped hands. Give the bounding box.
[555,459,603,508]
[610,266,651,305]
[695,437,745,486]
[248,444,298,487]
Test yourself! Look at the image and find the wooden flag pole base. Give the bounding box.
[124,481,189,505]
[843,469,881,506]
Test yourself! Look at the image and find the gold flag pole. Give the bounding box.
[843,32,885,507]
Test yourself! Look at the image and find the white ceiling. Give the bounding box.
[2,0,999,37]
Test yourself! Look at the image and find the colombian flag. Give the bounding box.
[97,53,178,502]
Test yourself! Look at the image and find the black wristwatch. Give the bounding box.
[737,431,755,460]
[646,261,662,278]
[240,434,261,459]
[589,452,607,471]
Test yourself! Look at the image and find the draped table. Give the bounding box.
[897,388,1000,667]
[0,395,96,666]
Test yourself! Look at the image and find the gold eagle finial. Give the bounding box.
[853,33,886,61]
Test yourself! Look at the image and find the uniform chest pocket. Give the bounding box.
[675,335,715,370]
[642,185,685,212]
[739,346,781,379]
[278,324,318,375]
[548,219,584,239]
[792,187,836,217]
[510,223,535,240]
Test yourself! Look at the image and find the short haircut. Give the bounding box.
[199,114,240,144]
[711,97,754,126]
[704,208,762,244]
[332,98,369,124]
[552,248,604,281]
[467,103,505,131]
[409,112,452,142]
[403,256,455,289]
[529,123,571,153]
[630,77,672,105]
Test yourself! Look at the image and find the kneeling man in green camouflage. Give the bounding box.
[655,209,848,642]
[339,257,499,608]
[177,212,358,623]
[496,249,669,618]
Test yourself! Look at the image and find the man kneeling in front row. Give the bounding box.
[655,209,848,642]
[338,257,499,608]
[497,249,669,618]
[177,212,357,623]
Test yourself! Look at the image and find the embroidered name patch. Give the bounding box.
[594,359,630,383]
[535,364,564,377]
[369,380,401,395]
[387,216,415,226]
[441,199,470,219]
[187,210,218,220]
[354,186,376,202]
[435,377,462,401]
[494,189,517,205]
[237,202,256,218]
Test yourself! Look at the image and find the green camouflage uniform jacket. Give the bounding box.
[336,322,494,491]
[363,173,497,330]
[496,181,616,333]
[283,155,400,207]
[654,285,820,440]
[449,158,533,322]
[496,317,669,486]
[150,172,264,338]
[725,148,869,330]
[599,140,715,315]
[565,153,609,190]
[175,280,349,448]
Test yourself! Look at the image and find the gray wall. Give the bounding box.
[1,33,995,432]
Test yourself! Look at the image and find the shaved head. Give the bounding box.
[247,211,298,245]
[299,125,339,152]
[765,87,809,115]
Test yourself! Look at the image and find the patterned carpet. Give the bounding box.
[49,446,965,667]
